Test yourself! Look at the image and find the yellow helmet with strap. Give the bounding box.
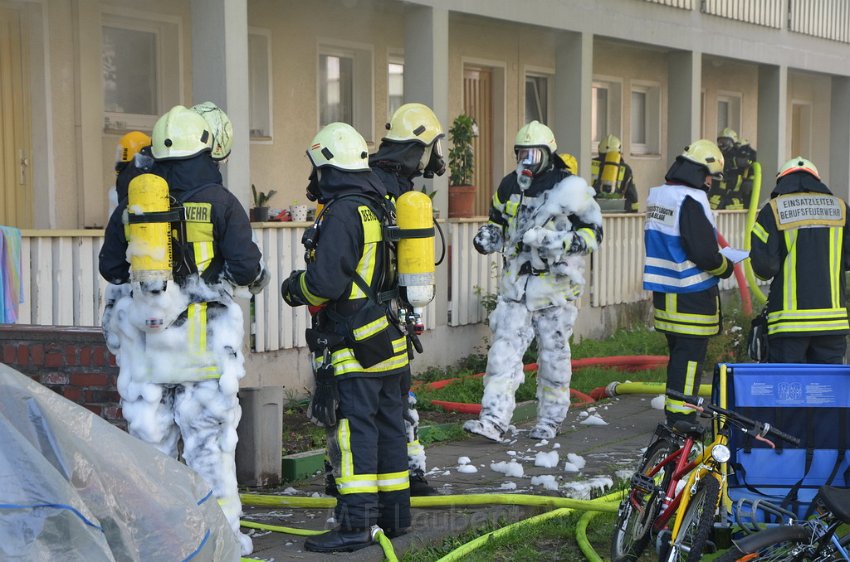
[598,134,621,154]
[777,156,819,180]
[515,121,557,154]
[115,131,151,171]
[384,103,444,145]
[681,139,724,177]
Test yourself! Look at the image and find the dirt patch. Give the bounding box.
[418,409,476,425]
[281,405,326,456]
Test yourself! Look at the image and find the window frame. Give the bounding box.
[716,91,742,139]
[629,80,660,156]
[523,70,552,125]
[101,10,181,133]
[591,77,623,155]
[387,54,404,122]
[248,27,273,143]
[317,40,375,142]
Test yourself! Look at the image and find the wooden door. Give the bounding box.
[0,6,32,228]
[463,67,493,216]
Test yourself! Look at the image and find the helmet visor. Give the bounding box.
[516,148,546,176]
[717,137,734,152]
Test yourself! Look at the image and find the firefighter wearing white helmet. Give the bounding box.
[362,103,444,496]
[192,101,234,162]
[281,122,411,553]
[643,139,733,427]
[465,121,603,442]
[99,104,268,556]
[750,156,850,363]
[590,134,639,212]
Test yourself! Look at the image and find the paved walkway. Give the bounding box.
[243,393,666,561]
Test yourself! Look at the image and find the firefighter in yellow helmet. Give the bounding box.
[750,157,850,363]
[281,122,411,552]
[466,121,603,442]
[112,131,155,210]
[709,128,759,210]
[591,134,639,212]
[99,105,268,556]
[643,139,733,427]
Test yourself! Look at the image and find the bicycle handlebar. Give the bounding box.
[666,389,801,446]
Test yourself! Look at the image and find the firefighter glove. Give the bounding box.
[248,267,270,295]
[473,224,503,255]
[281,270,306,306]
[307,359,339,427]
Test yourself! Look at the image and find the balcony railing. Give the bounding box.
[16,211,760,350]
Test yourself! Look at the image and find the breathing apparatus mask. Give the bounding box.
[717,137,735,153]
[306,167,321,202]
[420,140,446,179]
[515,147,547,190]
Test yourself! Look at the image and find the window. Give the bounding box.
[716,93,741,137]
[591,79,621,153]
[525,75,549,124]
[101,13,180,131]
[630,83,660,155]
[388,61,404,119]
[249,29,272,139]
[318,43,373,140]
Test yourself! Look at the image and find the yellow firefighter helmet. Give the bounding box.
[151,105,212,161]
[384,103,444,146]
[307,122,370,171]
[598,134,622,155]
[777,156,820,180]
[681,139,724,177]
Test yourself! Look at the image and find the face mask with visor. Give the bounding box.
[515,147,547,190]
[420,139,447,179]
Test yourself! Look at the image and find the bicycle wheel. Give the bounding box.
[611,437,675,562]
[666,475,720,562]
[713,525,818,561]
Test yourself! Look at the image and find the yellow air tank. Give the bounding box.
[396,190,435,309]
[599,150,621,194]
[127,173,172,285]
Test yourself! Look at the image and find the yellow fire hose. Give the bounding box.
[576,509,606,562]
[742,162,767,304]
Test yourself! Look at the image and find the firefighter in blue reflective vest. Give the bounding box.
[750,157,850,363]
[643,139,733,426]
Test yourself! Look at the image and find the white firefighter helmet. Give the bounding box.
[307,122,370,172]
[681,139,724,177]
[718,127,739,143]
[598,134,622,155]
[777,156,820,180]
[514,120,557,154]
[151,105,212,161]
[384,103,444,146]
[192,101,233,161]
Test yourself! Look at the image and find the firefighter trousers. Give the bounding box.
[326,373,411,531]
[664,334,708,425]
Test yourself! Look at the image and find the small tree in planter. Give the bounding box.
[447,114,477,218]
[250,184,277,222]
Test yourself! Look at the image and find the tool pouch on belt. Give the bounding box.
[346,299,400,368]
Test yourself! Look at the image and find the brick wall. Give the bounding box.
[0,325,123,428]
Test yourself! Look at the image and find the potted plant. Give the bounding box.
[250,184,277,222]
[447,114,477,218]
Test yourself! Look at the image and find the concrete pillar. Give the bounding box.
[829,76,850,199]
[757,64,787,204]
[554,31,593,182]
[405,5,450,328]
[190,0,251,210]
[667,50,701,159]
[235,386,283,487]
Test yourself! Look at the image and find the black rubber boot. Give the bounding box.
[409,469,437,496]
[304,528,372,553]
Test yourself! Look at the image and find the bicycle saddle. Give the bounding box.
[816,486,850,523]
[671,420,705,439]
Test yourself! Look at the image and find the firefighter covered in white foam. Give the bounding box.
[464,121,603,442]
[99,105,268,556]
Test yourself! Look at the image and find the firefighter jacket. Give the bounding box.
[282,168,410,379]
[750,172,850,337]
[643,183,733,336]
[99,154,262,292]
[488,162,604,311]
[708,145,757,210]
[590,155,639,212]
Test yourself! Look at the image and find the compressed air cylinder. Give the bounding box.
[396,190,435,308]
[599,150,621,194]
[127,173,173,284]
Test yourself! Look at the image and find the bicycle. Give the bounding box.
[611,388,800,562]
[713,484,850,561]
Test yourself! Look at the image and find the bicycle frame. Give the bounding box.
[637,430,727,536]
